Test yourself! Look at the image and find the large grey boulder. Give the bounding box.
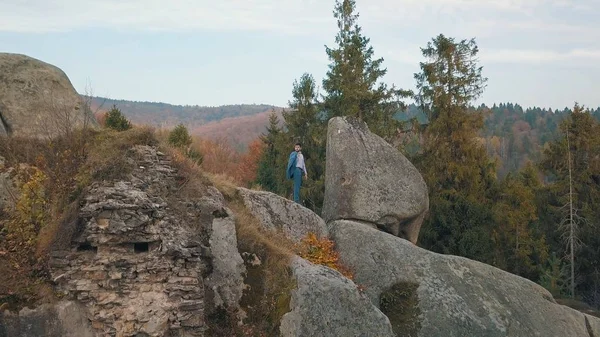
[237,187,328,242]
[0,301,95,337]
[330,220,600,337]
[322,117,428,244]
[280,256,395,337]
[0,53,96,138]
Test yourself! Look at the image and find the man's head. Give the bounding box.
[294,142,302,152]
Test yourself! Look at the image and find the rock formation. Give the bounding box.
[322,116,429,244]
[0,53,96,138]
[238,187,328,242]
[280,256,395,337]
[46,146,245,336]
[330,220,600,337]
[3,110,600,337]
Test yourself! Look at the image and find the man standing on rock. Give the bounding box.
[286,142,307,203]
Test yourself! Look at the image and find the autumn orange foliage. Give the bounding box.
[191,136,264,187]
[296,233,354,280]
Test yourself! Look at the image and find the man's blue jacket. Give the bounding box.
[286,151,298,180]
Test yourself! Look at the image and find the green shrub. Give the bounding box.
[104,105,132,131]
[168,124,193,149]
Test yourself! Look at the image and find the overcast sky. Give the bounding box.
[1,0,599,109]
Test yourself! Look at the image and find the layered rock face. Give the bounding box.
[0,53,96,138]
[322,116,429,244]
[48,146,244,337]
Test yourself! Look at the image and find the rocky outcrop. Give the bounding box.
[330,220,600,337]
[0,301,94,337]
[0,53,96,138]
[205,213,246,320]
[238,187,328,242]
[280,256,395,337]
[48,145,244,337]
[322,116,428,244]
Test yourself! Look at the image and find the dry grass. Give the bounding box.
[229,200,296,337]
[78,126,158,184]
[200,169,297,336]
[204,172,240,201]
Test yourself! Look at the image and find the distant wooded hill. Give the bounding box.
[88,96,600,176]
[398,103,600,177]
[88,96,280,127]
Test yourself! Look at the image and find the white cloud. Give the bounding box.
[2,0,598,68]
[0,0,596,36]
[480,48,600,64]
[0,0,335,34]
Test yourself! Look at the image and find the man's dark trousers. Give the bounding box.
[293,167,303,203]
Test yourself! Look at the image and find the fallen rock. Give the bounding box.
[280,256,395,337]
[0,301,95,337]
[330,220,599,337]
[0,53,96,138]
[205,210,246,319]
[322,116,428,244]
[237,187,328,242]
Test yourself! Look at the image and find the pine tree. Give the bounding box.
[413,34,497,264]
[104,105,131,131]
[168,124,193,149]
[413,34,492,196]
[540,103,600,300]
[283,73,327,211]
[255,0,411,213]
[322,0,411,141]
[492,163,549,279]
[255,112,284,193]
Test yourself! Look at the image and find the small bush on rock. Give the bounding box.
[297,232,353,280]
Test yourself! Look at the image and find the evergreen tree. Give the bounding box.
[540,103,600,300]
[255,112,284,193]
[104,105,132,131]
[283,73,327,211]
[254,0,410,213]
[492,163,549,280]
[168,124,193,149]
[413,34,492,196]
[322,0,411,141]
[413,34,497,264]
